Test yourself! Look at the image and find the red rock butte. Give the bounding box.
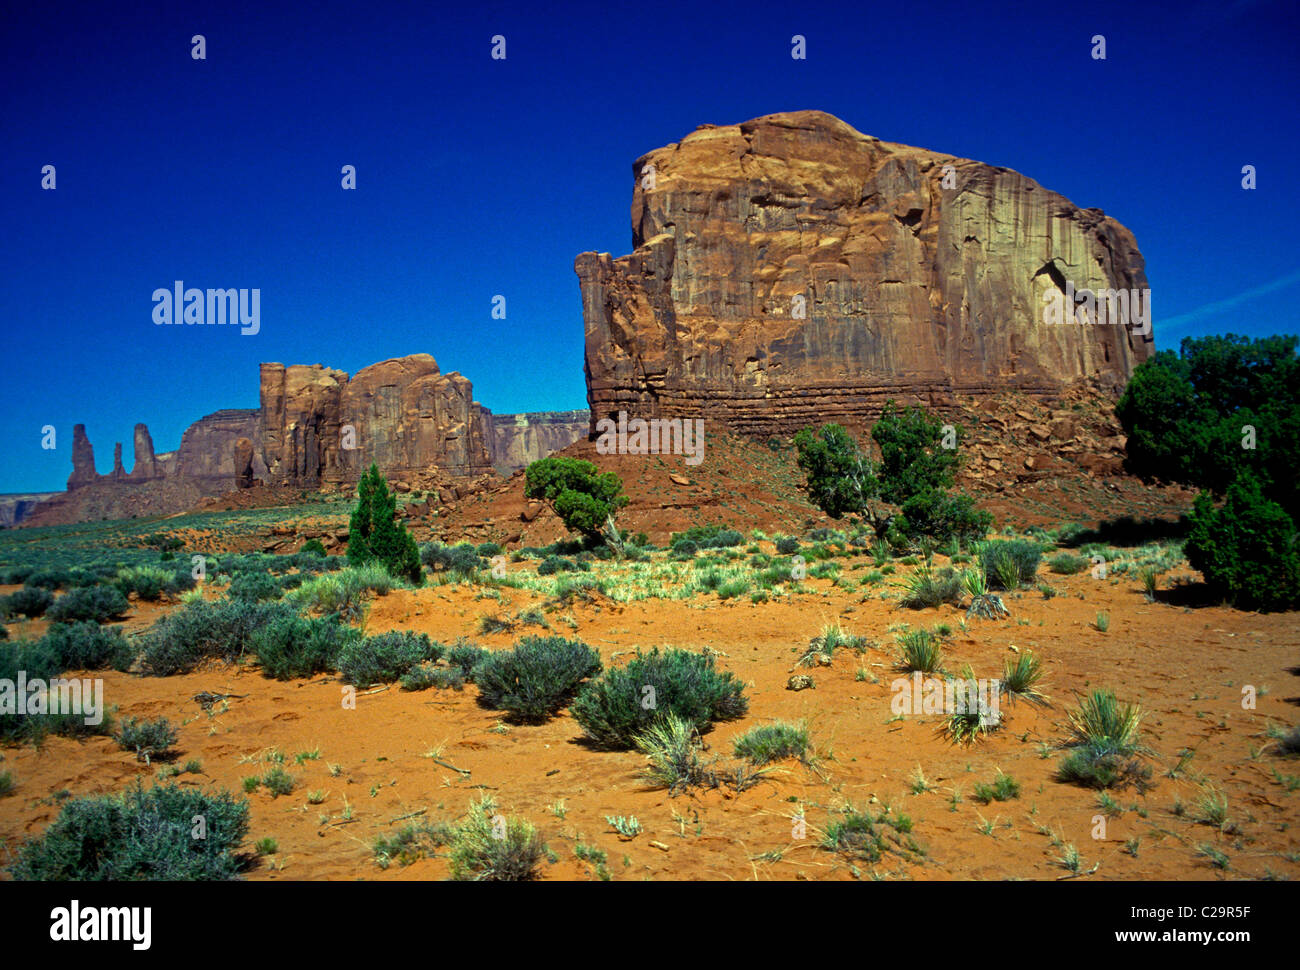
[576,110,1153,437]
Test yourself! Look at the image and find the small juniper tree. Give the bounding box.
[524,457,628,544]
[348,465,421,582]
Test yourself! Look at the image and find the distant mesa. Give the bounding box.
[576,110,1153,437]
[26,355,587,527]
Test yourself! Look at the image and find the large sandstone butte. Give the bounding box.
[27,354,588,526]
[576,111,1153,436]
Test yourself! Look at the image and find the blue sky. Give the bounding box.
[2,0,1296,493]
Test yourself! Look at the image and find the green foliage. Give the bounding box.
[872,401,961,505]
[420,542,485,576]
[978,540,1041,590]
[793,424,885,529]
[1,586,54,619]
[8,781,250,880]
[1117,334,1299,517]
[537,554,585,576]
[337,630,440,686]
[41,621,134,672]
[635,714,714,794]
[795,405,986,544]
[1048,552,1087,575]
[899,562,962,609]
[347,465,422,582]
[570,647,749,749]
[228,571,281,602]
[472,636,602,722]
[895,628,944,674]
[139,599,296,676]
[400,662,465,691]
[524,457,628,539]
[448,795,545,881]
[732,721,811,765]
[300,538,328,557]
[670,525,744,549]
[1185,472,1300,611]
[114,716,179,762]
[252,614,360,680]
[47,585,129,624]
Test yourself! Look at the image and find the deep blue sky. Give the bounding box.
[2,0,1297,493]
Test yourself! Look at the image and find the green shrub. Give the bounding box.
[337,630,440,686]
[252,614,359,680]
[898,489,991,544]
[228,571,281,602]
[448,795,545,881]
[8,781,250,880]
[524,457,627,540]
[114,716,179,762]
[347,464,422,582]
[671,525,744,549]
[972,772,1021,804]
[47,585,129,624]
[114,565,171,601]
[774,536,800,555]
[443,641,489,678]
[41,621,134,672]
[733,721,811,765]
[537,555,584,576]
[300,538,328,557]
[899,562,962,609]
[1,586,54,619]
[1185,473,1300,611]
[1049,552,1087,575]
[139,599,296,676]
[978,540,1041,590]
[472,636,601,722]
[420,542,485,576]
[26,568,72,590]
[400,662,465,691]
[571,648,749,749]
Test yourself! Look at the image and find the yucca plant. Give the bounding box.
[1067,690,1143,752]
[1138,566,1160,601]
[1001,650,1048,705]
[963,567,1009,619]
[895,628,944,674]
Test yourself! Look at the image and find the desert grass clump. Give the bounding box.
[635,714,716,794]
[1000,650,1048,705]
[972,772,1021,804]
[114,716,179,764]
[1094,611,1110,632]
[447,795,545,881]
[943,669,1002,744]
[798,622,868,666]
[895,628,944,674]
[898,561,962,609]
[373,820,454,869]
[571,647,749,749]
[1048,552,1087,575]
[472,635,602,722]
[7,781,250,881]
[0,771,12,797]
[1057,689,1152,791]
[1193,787,1231,830]
[821,804,923,864]
[732,721,811,766]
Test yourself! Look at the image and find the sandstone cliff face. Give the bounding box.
[577,111,1153,436]
[486,409,589,474]
[177,409,268,489]
[260,355,495,489]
